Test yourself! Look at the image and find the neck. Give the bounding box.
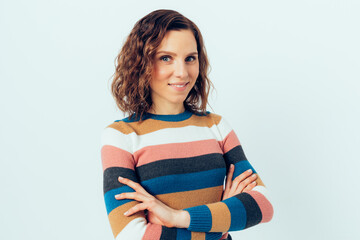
[148,103,186,115]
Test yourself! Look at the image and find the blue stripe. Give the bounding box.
[223,196,247,230]
[232,160,257,181]
[184,205,212,232]
[176,227,222,240]
[176,228,191,240]
[116,109,208,123]
[141,168,226,195]
[104,185,136,215]
[205,232,223,240]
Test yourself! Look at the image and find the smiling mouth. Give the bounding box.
[168,82,189,87]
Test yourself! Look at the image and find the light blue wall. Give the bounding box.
[1,0,359,239]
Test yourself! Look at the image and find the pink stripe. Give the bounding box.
[134,139,223,166]
[142,223,161,240]
[101,145,135,171]
[219,130,241,154]
[248,191,274,223]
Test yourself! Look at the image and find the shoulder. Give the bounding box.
[101,118,136,153]
[201,111,230,128]
[191,111,233,138]
[206,112,222,124]
[102,113,143,134]
[203,112,234,139]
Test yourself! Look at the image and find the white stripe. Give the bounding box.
[131,124,223,152]
[216,117,233,141]
[102,124,228,153]
[115,217,147,240]
[101,116,234,154]
[101,127,133,153]
[252,185,273,203]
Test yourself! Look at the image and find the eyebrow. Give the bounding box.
[156,51,198,56]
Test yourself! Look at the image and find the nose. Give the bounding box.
[173,61,188,78]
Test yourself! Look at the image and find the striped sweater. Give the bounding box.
[101,109,274,240]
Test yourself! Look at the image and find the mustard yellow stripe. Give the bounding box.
[108,201,146,237]
[207,202,231,232]
[108,113,222,135]
[155,185,223,210]
[191,231,206,240]
[256,175,265,187]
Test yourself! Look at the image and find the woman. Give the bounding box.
[101,9,274,240]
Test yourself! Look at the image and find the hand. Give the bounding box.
[222,164,258,200]
[146,211,162,225]
[115,176,189,228]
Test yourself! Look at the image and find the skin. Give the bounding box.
[116,165,258,228]
[222,165,258,200]
[115,29,258,229]
[148,29,199,115]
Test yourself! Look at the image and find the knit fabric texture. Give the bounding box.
[101,109,274,240]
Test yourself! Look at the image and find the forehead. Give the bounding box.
[156,29,197,53]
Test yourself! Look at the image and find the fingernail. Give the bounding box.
[230,164,234,168]
[124,211,128,216]
[115,194,121,198]
[252,174,256,177]
[118,176,123,181]
[247,169,252,172]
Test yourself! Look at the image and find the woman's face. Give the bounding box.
[150,29,199,111]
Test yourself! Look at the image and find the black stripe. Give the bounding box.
[235,192,262,228]
[223,145,248,167]
[160,226,177,240]
[103,167,138,194]
[136,153,226,182]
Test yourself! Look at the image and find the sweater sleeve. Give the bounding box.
[183,116,274,233]
[101,125,224,240]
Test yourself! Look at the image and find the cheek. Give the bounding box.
[153,65,171,80]
[189,64,200,78]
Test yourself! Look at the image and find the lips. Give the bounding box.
[168,82,190,92]
[168,82,189,87]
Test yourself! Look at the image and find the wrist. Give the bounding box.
[173,210,190,228]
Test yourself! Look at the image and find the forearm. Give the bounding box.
[182,185,273,233]
[173,210,190,228]
[147,210,224,240]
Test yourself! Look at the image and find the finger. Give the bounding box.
[229,171,256,195]
[235,173,258,193]
[225,164,235,190]
[118,176,150,196]
[243,181,257,193]
[115,192,148,202]
[124,203,147,216]
[231,169,253,189]
[222,164,234,200]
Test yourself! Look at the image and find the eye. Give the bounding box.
[160,55,171,62]
[186,56,197,62]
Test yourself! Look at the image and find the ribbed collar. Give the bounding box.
[143,109,193,122]
[120,109,195,123]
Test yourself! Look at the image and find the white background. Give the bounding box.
[1,0,359,239]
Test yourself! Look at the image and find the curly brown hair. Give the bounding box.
[110,9,215,122]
